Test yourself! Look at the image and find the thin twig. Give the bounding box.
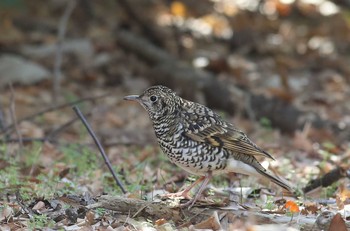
[0,137,52,143]
[53,0,77,104]
[0,116,89,144]
[132,205,147,218]
[8,84,23,150]
[72,105,127,194]
[0,93,111,135]
[15,190,34,218]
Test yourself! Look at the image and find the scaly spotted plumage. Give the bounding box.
[124,85,293,207]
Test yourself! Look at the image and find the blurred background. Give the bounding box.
[0,0,349,228]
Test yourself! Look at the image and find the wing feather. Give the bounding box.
[181,102,274,160]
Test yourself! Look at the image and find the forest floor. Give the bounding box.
[0,0,349,230]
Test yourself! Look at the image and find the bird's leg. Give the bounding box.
[163,176,205,200]
[180,171,213,208]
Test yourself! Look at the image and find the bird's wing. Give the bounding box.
[181,103,275,160]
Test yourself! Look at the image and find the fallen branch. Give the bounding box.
[87,195,324,229]
[303,167,350,194]
[86,195,211,224]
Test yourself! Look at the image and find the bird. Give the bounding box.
[124,85,293,207]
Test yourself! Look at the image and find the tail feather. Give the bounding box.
[255,167,293,192]
[233,153,294,193]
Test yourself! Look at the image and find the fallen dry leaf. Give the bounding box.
[32,201,45,211]
[193,211,221,230]
[336,184,350,210]
[300,202,319,215]
[85,210,95,225]
[292,122,313,152]
[155,218,167,226]
[328,213,347,231]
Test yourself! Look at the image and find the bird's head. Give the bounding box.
[124,85,178,119]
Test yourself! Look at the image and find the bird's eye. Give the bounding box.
[150,95,158,102]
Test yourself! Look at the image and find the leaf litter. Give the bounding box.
[0,0,350,230]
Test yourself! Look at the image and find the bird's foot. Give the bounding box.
[161,190,192,200]
[179,197,198,209]
[162,192,202,209]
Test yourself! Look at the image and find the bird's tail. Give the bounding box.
[255,167,294,193]
[235,154,295,194]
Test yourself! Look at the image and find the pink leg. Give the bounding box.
[163,176,205,200]
[180,172,212,208]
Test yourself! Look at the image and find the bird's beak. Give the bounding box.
[123,95,140,102]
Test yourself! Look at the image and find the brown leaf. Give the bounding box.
[300,202,319,215]
[85,210,95,225]
[268,87,294,103]
[32,201,45,211]
[0,206,13,220]
[155,218,167,226]
[293,122,313,152]
[193,211,221,230]
[19,121,44,138]
[329,213,347,231]
[336,184,350,210]
[58,167,70,179]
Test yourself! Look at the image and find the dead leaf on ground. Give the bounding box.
[336,184,350,210]
[192,211,222,230]
[329,213,347,231]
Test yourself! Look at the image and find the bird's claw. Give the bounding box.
[161,191,192,200]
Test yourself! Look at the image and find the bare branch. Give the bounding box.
[8,84,23,150]
[0,93,110,136]
[303,167,350,194]
[0,100,6,132]
[72,105,127,194]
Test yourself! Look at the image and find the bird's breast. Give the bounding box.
[156,123,229,175]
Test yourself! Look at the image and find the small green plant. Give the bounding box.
[28,214,54,230]
[255,195,277,210]
[259,117,272,129]
[211,175,229,188]
[264,196,276,210]
[285,210,294,217]
[322,183,339,198]
[318,149,332,161]
[322,141,336,151]
[0,165,21,187]
[33,174,79,198]
[95,208,106,216]
[23,142,42,167]
[60,144,98,177]
[0,143,8,155]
